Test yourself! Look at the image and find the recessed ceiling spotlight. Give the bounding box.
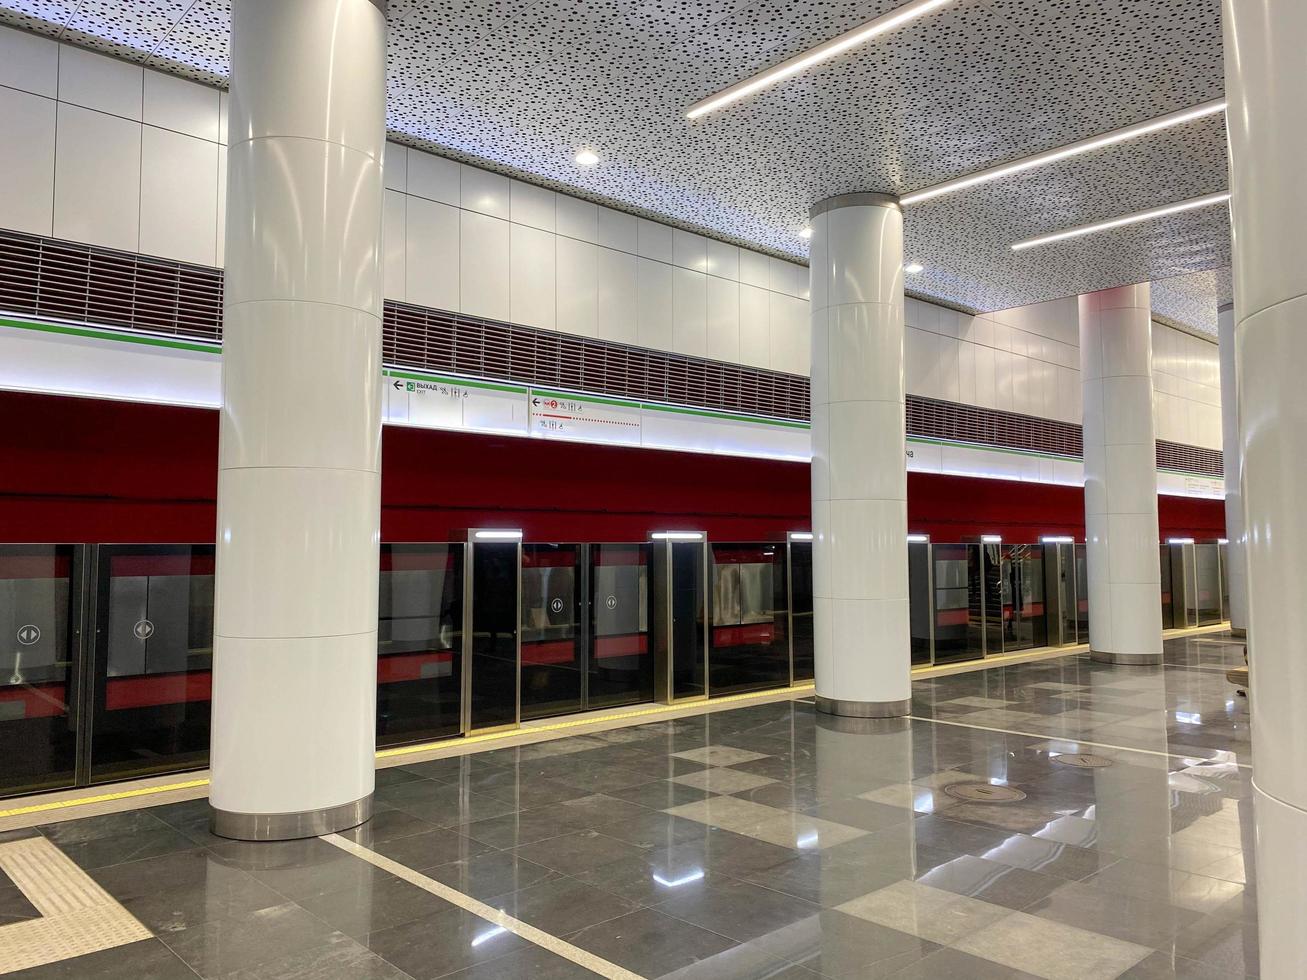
[574,149,600,166]
[685,0,952,119]
[904,262,924,273]
[799,227,813,239]
[1010,191,1230,251]
[901,99,1226,206]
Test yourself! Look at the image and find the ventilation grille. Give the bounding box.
[906,395,1083,459]
[0,229,223,341]
[1157,440,1223,478]
[0,227,1226,477]
[383,301,810,421]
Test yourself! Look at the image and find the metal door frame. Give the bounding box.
[461,529,522,736]
[651,536,709,705]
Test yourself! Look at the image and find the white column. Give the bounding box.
[210,0,387,839]
[1216,303,1248,634]
[1225,1,1307,973]
[808,193,911,717]
[1078,284,1163,665]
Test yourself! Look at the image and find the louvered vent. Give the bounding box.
[0,228,1226,477]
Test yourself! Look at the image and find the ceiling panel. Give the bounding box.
[0,0,1231,315]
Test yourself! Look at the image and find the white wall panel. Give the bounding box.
[596,246,637,345]
[596,205,636,253]
[705,275,739,362]
[407,150,459,205]
[510,221,555,330]
[460,164,508,218]
[460,210,509,321]
[739,248,769,289]
[510,179,555,232]
[739,283,770,368]
[405,196,459,312]
[53,104,140,252]
[215,145,227,266]
[143,69,219,141]
[637,218,673,263]
[0,26,57,97]
[382,189,406,302]
[706,239,738,281]
[673,229,707,272]
[58,45,141,120]
[636,256,673,350]
[556,195,597,243]
[770,292,809,375]
[139,125,218,265]
[556,236,598,337]
[382,141,407,192]
[0,87,55,236]
[671,266,707,356]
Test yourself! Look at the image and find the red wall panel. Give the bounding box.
[0,390,1224,544]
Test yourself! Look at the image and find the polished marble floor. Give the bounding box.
[0,632,1256,978]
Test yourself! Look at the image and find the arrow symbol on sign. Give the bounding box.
[532,398,541,407]
[392,380,402,390]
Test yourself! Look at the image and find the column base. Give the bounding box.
[1230,626,1247,638]
[210,794,372,841]
[815,696,911,718]
[1090,649,1163,666]
[1254,782,1307,979]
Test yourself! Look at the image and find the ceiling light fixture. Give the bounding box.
[904,262,924,274]
[685,0,952,119]
[799,227,814,239]
[574,149,600,166]
[1010,191,1231,251]
[901,99,1226,205]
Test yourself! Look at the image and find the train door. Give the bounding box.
[589,543,653,709]
[787,535,814,683]
[463,530,521,734]
[708,543,788,696]
[651,537,708,704]
[932,543,984,663]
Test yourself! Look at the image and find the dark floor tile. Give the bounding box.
[5,939,198,979]
[90,847,243,902]
[800,798,916,835]
[584,810,707,850]
[38,808,167,844]
[442,945,601,979]
[160,901,340,977]
[1122,950,1252,979]
[210,837,394,902]
[457,770,592,808]
[977,831,1118,880]
[654,876,821,943]
[363,904,528,979]
[511,828,649,876]
[121,866,286,934]
[371,828,497,871]
[553,793,656,829]
[654,940,821,979]
[0,881,40,923]
[912,852,1069,910]
[566,907,737,975]
[424,849,561,903]
[1171,911,1261,977]
[374,766,426,788]
[458,806,580,850]
[605,778,712,811]
[739,848,916,908]
[378,781,518,828]
[574,852,726,906]
[221,930,412,979]
[339,807,438,846]
[54,824,196,871]
[496,875,642,936]
[297,874,456,942]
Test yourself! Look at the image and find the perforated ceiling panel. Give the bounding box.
[1150,266,1232,337]
[0,0,1229,318]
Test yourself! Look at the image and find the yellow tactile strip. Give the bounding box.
[325,833,643,980]
[0,836,151,974]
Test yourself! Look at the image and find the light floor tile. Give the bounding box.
[670,746,771,767]
[664,796,865,851]
[953,909,1152,979]
[856,783,957,814]
[670,767,776,795]
[836,879,1011,945]
[949,696,1016,709]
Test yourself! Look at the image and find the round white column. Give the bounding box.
[1225,1,1307,973]
[1078,283,1163,666]
[1216,302,1248,635]
[808,193,911,718]
[210,0,387,839]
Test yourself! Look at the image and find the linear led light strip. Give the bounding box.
[1010,191,1231,251]
[901,99,1226,205]
[685,0,953,119]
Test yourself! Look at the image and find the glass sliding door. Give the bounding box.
[89,545,213,782]
[466,537,520,732]
[788,539,814,682]
[709,543,788,696]
[377,543,463,747]
[589,543,653,708]
[932,544,984,663]
[0,545,83,796]
[521,544,584,720]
